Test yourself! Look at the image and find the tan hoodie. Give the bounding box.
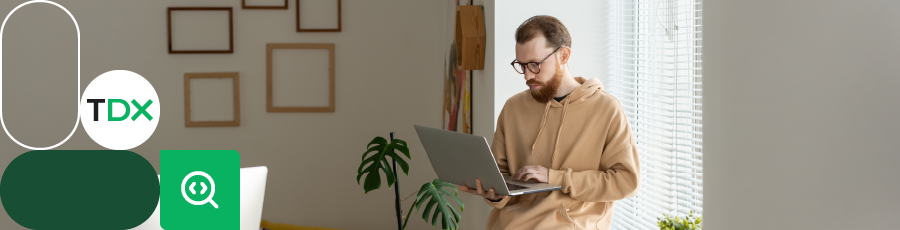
[484,77,641,230]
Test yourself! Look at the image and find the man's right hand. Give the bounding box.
[459,178,508,202]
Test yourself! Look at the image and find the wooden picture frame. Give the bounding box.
[168,7,234,54]
[242,0,288,9]
[267,43,335,112]
[185,72,241,127]
[296,0,342,32]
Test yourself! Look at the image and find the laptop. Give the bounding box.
[414,125,561,196]
[130,166,269,230]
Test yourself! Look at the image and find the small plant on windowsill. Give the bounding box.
[356,133,464,230]
[657,210,702,230]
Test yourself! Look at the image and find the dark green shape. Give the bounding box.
[108,99,130,121]
[356,136,410,193]
[1,150,159,230]
[405,179,464,230]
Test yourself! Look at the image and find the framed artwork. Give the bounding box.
[296,0,342,32]
[168,7,234,54]
[443,43,472,134]
[267,43,336,112]
[184,72,241,127]
[442,0,473,134]
[242,0,288,9]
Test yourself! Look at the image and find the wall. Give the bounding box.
[0,0,462,229]
[704,0,900,229]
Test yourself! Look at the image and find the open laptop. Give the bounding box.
[130,166,269,230]
[414,125,561,196]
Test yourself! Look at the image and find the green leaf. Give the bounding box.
[657,211,702,230]
[411,179,464,230]
[392,139,411,159]
[356,136,412,193]
[386,150,410,175]
[362,168,381,194]
[380,158,396,188]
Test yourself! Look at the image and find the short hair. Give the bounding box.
[515,15,572,48]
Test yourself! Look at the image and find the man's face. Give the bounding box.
[516,35,562,103]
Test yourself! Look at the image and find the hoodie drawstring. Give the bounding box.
[531,101,553,155]
[551,98,571,163]
[530,97,572,160]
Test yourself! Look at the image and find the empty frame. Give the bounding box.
[267,43,335,112]
[185,72,241,127]
[296,0,342,32]
[168,7,234,53]
[242,0,288,9]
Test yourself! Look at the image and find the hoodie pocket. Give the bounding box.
[559,204,576,229]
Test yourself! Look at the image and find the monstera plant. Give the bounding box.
[357,134,464,230]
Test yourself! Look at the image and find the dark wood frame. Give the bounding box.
[267,43,336,112]
[296,0,342,32]
[242,0,288,9]
[185,72,241,127]
[168,7,234,54]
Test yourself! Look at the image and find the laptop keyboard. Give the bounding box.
[506,183,529,191]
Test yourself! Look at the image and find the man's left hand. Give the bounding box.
[512,165,549,183]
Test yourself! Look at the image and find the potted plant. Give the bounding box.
[357,133,464,230]
[657,210,702,230]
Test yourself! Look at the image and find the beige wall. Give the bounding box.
[704,0,900,229]
[0,0,488,229]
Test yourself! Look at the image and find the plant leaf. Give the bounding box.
[386,150,410,175]
[411,179,464,230]
[392,139,411,159]
[363,167,381,193]
[367,136,388,149]
[380,158,396,188]
[356,136,411,193]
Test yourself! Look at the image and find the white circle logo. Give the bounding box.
[80,70,160,150]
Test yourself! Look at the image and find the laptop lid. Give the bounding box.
[414,125,510,195]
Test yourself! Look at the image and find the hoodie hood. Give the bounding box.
[549,77,604,107]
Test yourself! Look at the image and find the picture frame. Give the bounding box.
[267,43,336,112]
[184,72,241,127]
[242,0,288,10]
[296,0,342,32]
[168,7,234,54]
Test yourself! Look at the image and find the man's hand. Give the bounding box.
[459,178,508,201]
[513,165,549,183]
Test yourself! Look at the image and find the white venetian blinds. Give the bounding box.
[607,0,703,229]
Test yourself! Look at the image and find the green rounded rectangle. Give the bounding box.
[161,150,240,230]
[0,150,160,230]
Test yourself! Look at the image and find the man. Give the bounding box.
[459,15,641,230]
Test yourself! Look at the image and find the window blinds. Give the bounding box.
[607,0,703,229]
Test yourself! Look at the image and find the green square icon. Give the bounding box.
[161,150,240,230]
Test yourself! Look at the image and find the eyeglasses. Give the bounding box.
[511,46,562,74]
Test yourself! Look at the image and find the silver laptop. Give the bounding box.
[414,125,561,196]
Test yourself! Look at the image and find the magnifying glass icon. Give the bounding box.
[181,171,218,209]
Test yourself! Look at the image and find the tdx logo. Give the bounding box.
[85,99,154,121]
[80,70,160,150]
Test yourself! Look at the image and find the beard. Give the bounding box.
[526,61,564,103]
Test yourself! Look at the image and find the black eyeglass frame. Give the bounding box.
[510,46,563,74]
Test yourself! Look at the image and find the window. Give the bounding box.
[607,0,703,229]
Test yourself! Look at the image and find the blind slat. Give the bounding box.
[609,0,703,229]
